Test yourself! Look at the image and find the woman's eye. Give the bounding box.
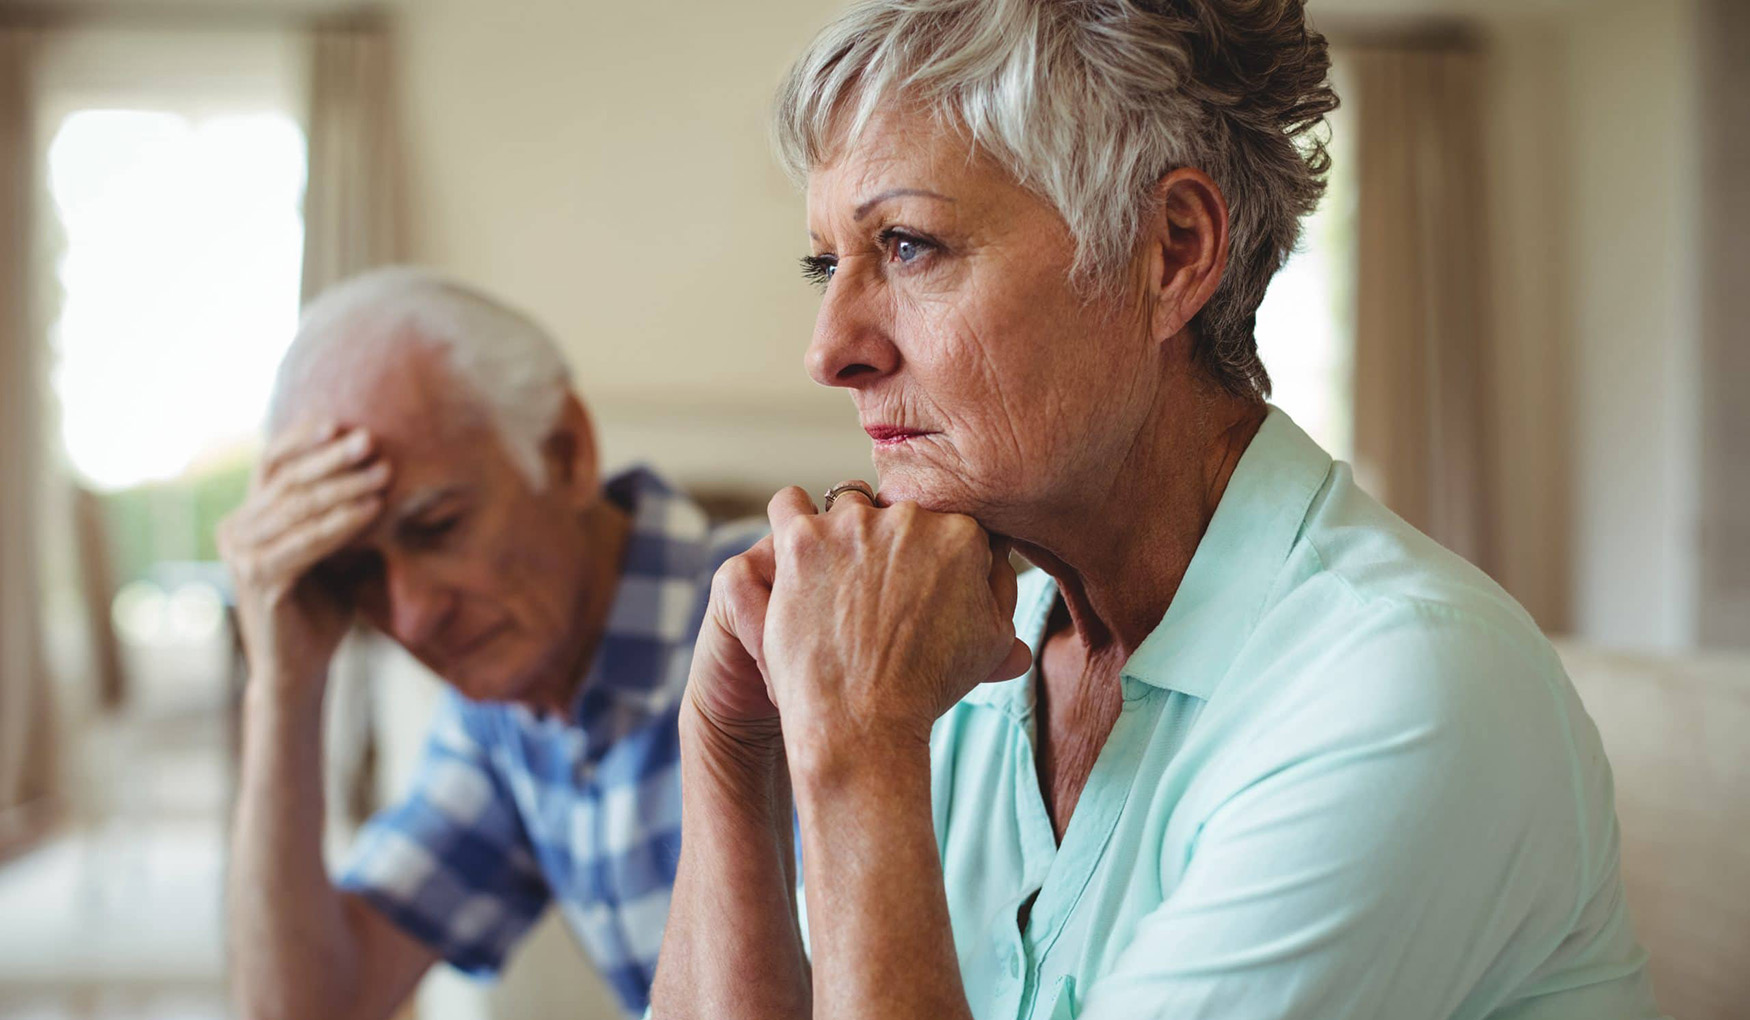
[799,254,837,288]
[879,229,934,267]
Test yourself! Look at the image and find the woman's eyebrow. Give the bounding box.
[853,187,955,220]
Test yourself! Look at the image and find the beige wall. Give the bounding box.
[389,0,869,499]
[1477,0,1707,649]
[1564,0,1703,650]
[1477,17,1575,632]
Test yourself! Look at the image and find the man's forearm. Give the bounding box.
[650,704,811,1020]
[789,729,972,1020]
[228,675,362,1020]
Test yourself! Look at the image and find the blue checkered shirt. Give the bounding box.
[337,467,764,1016]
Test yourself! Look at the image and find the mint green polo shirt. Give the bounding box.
[912,409,1662,1020]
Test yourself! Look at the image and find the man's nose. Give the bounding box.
[383,559,456,650]
[805,270,900,389]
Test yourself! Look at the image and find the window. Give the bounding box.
[48,108,306,492]
[34,25,307,583]
[1253,63,1356,461]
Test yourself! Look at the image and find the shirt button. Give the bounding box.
[1008,950,1021,978]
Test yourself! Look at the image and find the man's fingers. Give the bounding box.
[269,428,376,492]
[245,459,392,548]
[767,486,819,534]
[258,419,340,481]
[255,494,383,586]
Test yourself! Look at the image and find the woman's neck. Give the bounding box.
[1011,381,1266,661]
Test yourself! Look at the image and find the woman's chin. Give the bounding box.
[874,468,981,517]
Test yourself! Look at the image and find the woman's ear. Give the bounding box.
[540,392,600,507]
[1145,167,1231,347]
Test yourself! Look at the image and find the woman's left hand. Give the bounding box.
[760,483,1034,755]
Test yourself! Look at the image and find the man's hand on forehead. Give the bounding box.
[218,417,398,693]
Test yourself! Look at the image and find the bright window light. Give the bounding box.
[1254,85,1356,463]
[47,108,306,492]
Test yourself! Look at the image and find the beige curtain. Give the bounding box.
[1697,0,1750,649]
[300,16,404,834]
[1349,45,1497,576]
[0,25,53,841]
[301,15,403,303]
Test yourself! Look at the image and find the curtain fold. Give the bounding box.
[1349,45,1497,576]
[0,24,54,840]
[301,15,403,303]
[299,16,405,837]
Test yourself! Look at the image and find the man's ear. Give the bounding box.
[1145,167,1231,349]
[540,392,599,506]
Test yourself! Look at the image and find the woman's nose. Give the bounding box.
[805,272,900,389]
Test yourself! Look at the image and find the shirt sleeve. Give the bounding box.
[1078,601,1658,1020]
[337,688,551,976]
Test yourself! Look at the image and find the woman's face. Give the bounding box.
[803,109,1165,529]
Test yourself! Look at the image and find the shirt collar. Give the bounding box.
[1120,407,1331,699]
[959,568,1055,717]
[962,407,1331,711]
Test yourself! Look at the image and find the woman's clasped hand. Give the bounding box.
[687,482,1034,762]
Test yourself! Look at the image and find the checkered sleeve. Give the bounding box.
[337,688,551,975]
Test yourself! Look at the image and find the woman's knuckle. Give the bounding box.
[768,486,807,517]
[944,513,981,539]
[719,555,751,585]
[716,555,759,596]
[785,517,823,551]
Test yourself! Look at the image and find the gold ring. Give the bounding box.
[823,480,876,511]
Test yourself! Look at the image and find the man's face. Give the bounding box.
[306,340,600,705]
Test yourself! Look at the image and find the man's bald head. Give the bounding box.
[270,267,574,486]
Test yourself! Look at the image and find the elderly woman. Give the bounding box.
[650,1,1660,1018]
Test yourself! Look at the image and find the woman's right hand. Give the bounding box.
[684,534,785,753]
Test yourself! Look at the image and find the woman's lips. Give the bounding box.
[864,425,936,447]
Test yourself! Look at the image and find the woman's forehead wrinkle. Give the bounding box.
[853,188,956,221]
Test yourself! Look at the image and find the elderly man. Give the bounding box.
[220,267,760,1020]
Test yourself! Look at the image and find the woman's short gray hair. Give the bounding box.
[269,267,573,486]
[773,0,1336,398]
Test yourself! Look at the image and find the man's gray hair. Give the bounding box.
[268,267,573,485]
[773,0,1337,398]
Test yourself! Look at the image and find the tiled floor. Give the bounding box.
[0,673,232,1020]
[0,817,231,1019]
[0,820,227,984]
[0,983,228,1020]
